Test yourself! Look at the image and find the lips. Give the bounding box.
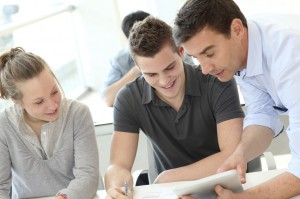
[47,108,58,115]
[212,70,224,77]
[162,80,175,89]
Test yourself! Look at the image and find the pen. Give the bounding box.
[124,180,128,196]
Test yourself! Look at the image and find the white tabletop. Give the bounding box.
[36,169,300,199]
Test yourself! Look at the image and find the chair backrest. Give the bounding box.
[246,157,262,172]
[146,140,158,184]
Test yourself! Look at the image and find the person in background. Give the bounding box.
[104,16,244,199]
[0,47,99,199]
[173,0,300,198]
[102,10,150,107]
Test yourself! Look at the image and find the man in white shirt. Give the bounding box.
[174,0,300,198]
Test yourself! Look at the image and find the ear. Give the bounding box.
[178,46,185,57]
[12,99,22,106]
[231,18,245,38]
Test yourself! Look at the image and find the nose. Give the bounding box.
[47,99,58,110]
[159,72,171,87]
[199,59,214,75]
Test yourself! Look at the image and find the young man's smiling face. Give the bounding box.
[135,44,185,104]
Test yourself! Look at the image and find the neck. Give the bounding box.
[241,28,249,69]
[23,111,46,136]
[156,88,185,112]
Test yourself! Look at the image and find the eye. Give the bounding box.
[51,90,58,95]
[166,65,174,71]
[145,73,156,77]
[205,53,214,58]
[35,100,43,105]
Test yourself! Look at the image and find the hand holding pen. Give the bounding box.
[123,180,134,198]
[124,180,128,196]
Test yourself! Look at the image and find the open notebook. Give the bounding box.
[140,170,243,199]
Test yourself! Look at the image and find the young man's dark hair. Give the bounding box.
[121,10,150,38]
[173,0,247,44]
[129,16,178,59]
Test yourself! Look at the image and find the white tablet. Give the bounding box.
[173,169,243,199]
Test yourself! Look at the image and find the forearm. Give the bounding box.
[105,164,133,190]
[103,66,140,107]
[63,106,99,199]
[239,125,274,162]
[241,172,300,199]
[154,150,234,183]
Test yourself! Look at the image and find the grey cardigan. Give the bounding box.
[0,99,99,199]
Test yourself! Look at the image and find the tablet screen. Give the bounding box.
[173,169,243,198]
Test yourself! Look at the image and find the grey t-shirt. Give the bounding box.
[114,63,244,174]
[0,99,99,199]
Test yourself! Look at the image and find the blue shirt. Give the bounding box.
[235,20,300,179]
[103,48,135,89]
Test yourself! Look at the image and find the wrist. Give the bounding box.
[130,66,141,76]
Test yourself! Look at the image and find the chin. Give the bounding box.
[218,77,231,82]
[45,114,59,122]
[218,73,234,82]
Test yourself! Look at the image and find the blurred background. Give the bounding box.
[0,0,299,110]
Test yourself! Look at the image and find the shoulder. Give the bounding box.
[115,77,146,107]
[0,107,17,140]
[61,99,90,116]
[119,76,145,96]
[115,48,131,57]
[112,48,132,62]
[110,48,135,71]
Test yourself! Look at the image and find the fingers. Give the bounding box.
[106,186,133,199]
[217,162,234,173]
[215,184,233,199]
[237,164,246,184]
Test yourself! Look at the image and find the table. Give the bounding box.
[37,169,300,198]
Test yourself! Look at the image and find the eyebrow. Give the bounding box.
[143,61,176,75]
[185,45,215,57]
[198,45,215,55]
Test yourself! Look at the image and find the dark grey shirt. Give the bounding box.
[114,64,244,174]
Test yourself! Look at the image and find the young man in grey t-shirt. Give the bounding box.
[105,16,244,199]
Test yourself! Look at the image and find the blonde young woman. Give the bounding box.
[0,47,99,199]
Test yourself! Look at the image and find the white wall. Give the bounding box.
[75,0,300,92]
[75,0,122,91]
[234,0,300,16]
[75,0,187,92]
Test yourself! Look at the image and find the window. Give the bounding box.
[0,2,87,111]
